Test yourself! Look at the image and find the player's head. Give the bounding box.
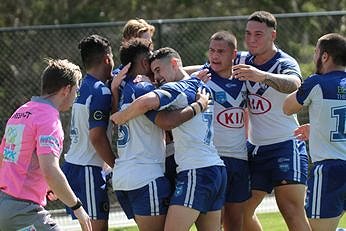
[78,34,114,80]
[122,18,155,48]
[245,11,277,56]
[120,38,153,77]
[41,59,82,111]
[149,47,182,84]
[208,31,237,76]
[314,33,346,74]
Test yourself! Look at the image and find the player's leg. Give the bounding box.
[62,163,109,231]
[195,210,222,231]
[275,184,310,231]
[164,205,200,231]
[309,216,341,231]
[221,157,251,231]
[243,190,266,231]
[273,139,310,231]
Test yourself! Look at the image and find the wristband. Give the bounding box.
[70,198,83,211]
[188,105,196,116]
[196,101,204,111]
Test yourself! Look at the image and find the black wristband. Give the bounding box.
[196,101,204,111]
[188,104,196,116]
[70,198,83,211]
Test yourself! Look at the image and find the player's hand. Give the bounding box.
[193,69,211,83]
[46,190,58,201]
[232,64,266,82]
[73,207,92,231]
[133,74,152,83]
[195,88,210,111]
[294,123,310,141]
[111,62,131,93]
[110,112,125,125]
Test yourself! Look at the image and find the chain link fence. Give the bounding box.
[0,11,345,211]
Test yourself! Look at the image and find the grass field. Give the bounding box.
[110,212,346,231]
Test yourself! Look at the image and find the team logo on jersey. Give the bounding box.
[92,110,106,121]
[215,91,226,104]
[338,78,346,94]
[247,94,271,114]
[216,107,244,128]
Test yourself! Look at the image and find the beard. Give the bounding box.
[315,55,323,74]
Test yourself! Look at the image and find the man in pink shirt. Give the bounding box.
[0,59,92,231]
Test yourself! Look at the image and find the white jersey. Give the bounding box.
[153,77,224,173]
[235,50,301,145]
[112,77,165,191]
[65,74,112,167]
[203,63,248,160]
[296,71,346,162]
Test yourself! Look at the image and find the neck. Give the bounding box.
[322,63,345,74]
[87,69,107,83]
[216,68,232,79]
[254,45,277,65]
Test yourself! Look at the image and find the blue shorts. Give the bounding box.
[247,139,308,193]
[171,165,227,213]
[61,162,109,220]
[221,157,251,203]
[165,155,177,190]
[115,176,171,219]
[305,159,346,219]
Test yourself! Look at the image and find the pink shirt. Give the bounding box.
[0,97,63,206]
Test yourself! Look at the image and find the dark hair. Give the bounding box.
[41,59,82,95]
[119,38,152,73]
[149,47,181,64]
[248,11,277,30]
[318,33,346,66]
[209,30,237,50]
[78,34,112,69]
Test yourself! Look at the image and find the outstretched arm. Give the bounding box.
[111,91,160,125]
[283,90,303,115]
[155,89,210,130]
[232,64,301,94]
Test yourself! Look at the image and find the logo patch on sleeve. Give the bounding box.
[39,135,60,149]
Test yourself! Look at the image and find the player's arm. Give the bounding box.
[232,64,301,93]
[111,91,160,125]
[111,63,130,113]
[183,65,203,75]
[38,154,92,231]
[89,127,115,168]
[154,89,209,130]
[283,90,303,115]
[0,138,4,167]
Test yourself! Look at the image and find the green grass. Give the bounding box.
[110,212,346,231]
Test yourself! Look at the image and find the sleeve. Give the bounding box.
[153,83,180,111]
[36,115,63,157]
[89,84,112,129]
[278,57,302,79]
[296,75,320,106]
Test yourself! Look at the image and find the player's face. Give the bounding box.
[208,39,235,77]
[151,58,175,84]
[105,52,115,81]
[245,21,275,56]
[139,31,154,50]
[61,84,79,112]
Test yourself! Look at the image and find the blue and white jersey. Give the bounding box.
[296,71,346,162]
[65,74,112,167]
[235,50,301,145]
[113,76,165,191]
[202,63,248,160]
[153,77,224,173]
